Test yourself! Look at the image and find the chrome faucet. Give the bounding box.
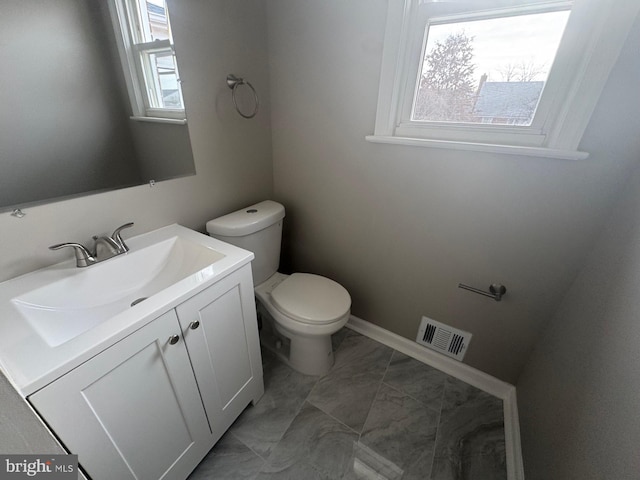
[92,235,123,260]
[111,222,134,253]
[49,222,134,267]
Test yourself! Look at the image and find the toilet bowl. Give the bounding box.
[255,272,350,375]
[206,200,351,376]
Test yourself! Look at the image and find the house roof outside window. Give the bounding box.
[473,79,545,125]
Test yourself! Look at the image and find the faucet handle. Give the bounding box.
[49,243,96,268]
[111,222,134,252]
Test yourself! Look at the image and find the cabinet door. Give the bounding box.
[29,310,211,480]
[177,265,263,439]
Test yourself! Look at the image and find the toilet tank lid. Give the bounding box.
[206,200,285,237]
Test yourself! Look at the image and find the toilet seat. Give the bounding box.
[271,273,351,325]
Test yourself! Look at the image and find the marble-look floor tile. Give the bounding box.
[435,377,505,458]
[330,327,350,352]
[306,334,393,432]
[430,453,507,480]
[383,351,450,411]
[256,461,332,480]
[343,441,404,480]
[355,384,439,480]
[432,377,506,479]
[255,402,358,480]
[205,327,507,480]
[228,358,318,459]
[187,432,264,480]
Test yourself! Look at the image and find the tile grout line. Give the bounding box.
[290,331,360,434]
[226,430,268,480]
[233,344,324,475]
[425,371,449,479]
[380,380,442,417]
[303,333,392,438]
[355,347,395,443]
[305,400,362,437]
[228,430,270,465]
[249,372,322,477]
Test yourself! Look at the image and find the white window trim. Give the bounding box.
[367,0,640,160]
[107,0,186,123]
[129,115,187,125]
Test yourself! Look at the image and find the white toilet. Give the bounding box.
[206,200,351,376]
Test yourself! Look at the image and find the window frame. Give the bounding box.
[108,0,186,124]
[367,0,640,159]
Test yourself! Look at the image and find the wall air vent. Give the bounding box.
[416,316,472,361]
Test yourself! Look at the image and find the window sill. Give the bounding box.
[130,116,187,125]
[365,135,589,160]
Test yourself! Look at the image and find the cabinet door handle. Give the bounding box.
[168,335,180,345]
[189,320,200,330]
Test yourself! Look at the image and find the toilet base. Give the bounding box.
[273,322,335,376]
[257,302,337,376]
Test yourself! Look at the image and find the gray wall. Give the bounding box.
[516,147,640,478]
[0,0,272,454]
[265,0,640,383]
[0,0,142,207]
[516,15,640,475]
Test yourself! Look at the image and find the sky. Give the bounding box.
[422,9,571,85]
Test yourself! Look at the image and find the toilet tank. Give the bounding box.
[206,200,285,286]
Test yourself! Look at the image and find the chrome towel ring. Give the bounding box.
[226,74,259,119]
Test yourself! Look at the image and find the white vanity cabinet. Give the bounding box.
[29,309,211,480]
[29,264,263,480]
[176,264,264,437]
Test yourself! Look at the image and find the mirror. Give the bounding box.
[0,0,196,213]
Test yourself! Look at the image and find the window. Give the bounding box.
[413,9,569,126]
[368,0,640,159]
[109,0,186,123]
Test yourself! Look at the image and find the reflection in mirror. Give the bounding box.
[0,0,196,212]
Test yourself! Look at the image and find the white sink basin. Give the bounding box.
[12,236,225,347]
[0,224,254,396]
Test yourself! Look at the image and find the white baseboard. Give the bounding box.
[346,315,525,480]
